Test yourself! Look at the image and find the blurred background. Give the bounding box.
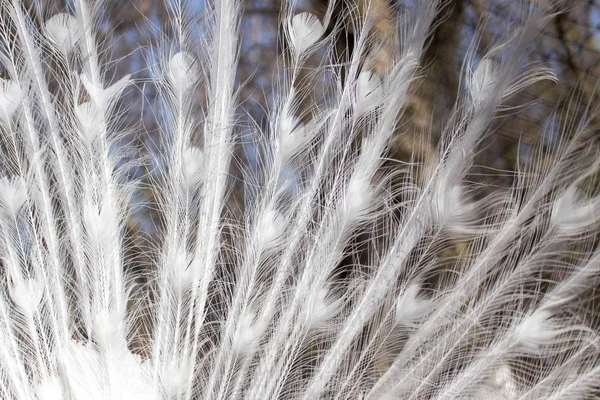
[19,0,600,271]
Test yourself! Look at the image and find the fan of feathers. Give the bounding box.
[0,0,599,399]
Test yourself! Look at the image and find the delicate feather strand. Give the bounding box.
[1,0,599,399]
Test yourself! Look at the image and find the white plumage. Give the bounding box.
[0,0,598,399]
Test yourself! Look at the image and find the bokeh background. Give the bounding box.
[17,0,600,283]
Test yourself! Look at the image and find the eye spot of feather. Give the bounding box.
[289,12,324,56]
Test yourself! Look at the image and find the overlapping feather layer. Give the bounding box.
[0,1,598,399]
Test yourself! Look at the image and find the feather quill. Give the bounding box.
[0,0,599,399]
